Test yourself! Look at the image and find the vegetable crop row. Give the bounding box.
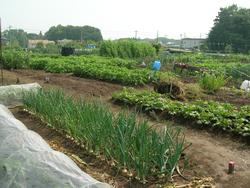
[73,63,152,85]
[29,55,138,70]
[112,88,250,137]
[23,89,185,182]
[29,56,154,85]
[162,53,250,65]
[161,53,250,80]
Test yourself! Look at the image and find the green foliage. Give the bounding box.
[224,44,233,53]
[207,5,250,53]
[3,29,28,48]
[23,89,185,181]
[161,53,250,81]
[28,55,152,85]
[152,43,161,54]
[27,33,43,40]
[73,64,151,85]
[29,57,52,70]
[30,42,60,55]
[2,49,29,69]
[45,25,103,41]
[100,40,156,59]
[199,74,226,93]
[74,48,100,56]
[113,88,250,137]
[30,55,138,70]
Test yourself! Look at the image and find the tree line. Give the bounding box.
[2,25,103,48]
[2,4,250,54]
[207,4,250,53]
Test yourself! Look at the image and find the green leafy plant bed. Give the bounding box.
[112,88,250,137]
[73,63,152,85]
[29,55,152,85]
[30,55,138,71]
[23,89,186,182]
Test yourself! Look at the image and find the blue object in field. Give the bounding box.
[152,60,161,71]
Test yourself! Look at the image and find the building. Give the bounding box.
[180,38,205,49]
[57,39,73,46]
[28,40,55,49]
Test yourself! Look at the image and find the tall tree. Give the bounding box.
[45,25,103,42]
[27,33,40,40]
[3,29,28,48]
[207,5,250,53]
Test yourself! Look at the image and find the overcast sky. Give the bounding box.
[1,0,250,39]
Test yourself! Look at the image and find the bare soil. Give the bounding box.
[203,88,250,107]
[3,69,250,188]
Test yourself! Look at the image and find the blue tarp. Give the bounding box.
[152,60,161,71]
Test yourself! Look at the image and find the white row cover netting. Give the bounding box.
[0,83,42,107]
[0,105,111,187]
[240,80,250,92]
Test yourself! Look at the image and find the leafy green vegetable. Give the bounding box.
[113,88,250,136]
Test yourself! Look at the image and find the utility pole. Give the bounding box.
[156,30,159,43]
[134,30,138,39]
[0,18,3,85]
[8,25,12,47]
[80,30,83,43]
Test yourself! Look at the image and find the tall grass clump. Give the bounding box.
[100,39,156,59]
[23,89,186,182]
[199,73,226,93]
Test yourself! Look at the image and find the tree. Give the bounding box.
[45,25,103,42]
[152,43,161,55]
[224,44,233,53]
[3,29,28,48]
[207,5,250,53]
[27,33,40,40]
[38,31,43,39]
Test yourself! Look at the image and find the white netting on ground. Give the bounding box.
[0,83,42,107]
[0,104,111,188]
[240,80,250,92]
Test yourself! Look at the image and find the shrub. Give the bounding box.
[2,49,29,69]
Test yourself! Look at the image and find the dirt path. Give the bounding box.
[2,69,123,100]
[181,127,250,188]
[3,69,250,188]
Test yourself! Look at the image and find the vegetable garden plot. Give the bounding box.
[29,56,153,85]
[22,89,187,182]
[112,88,250,137]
